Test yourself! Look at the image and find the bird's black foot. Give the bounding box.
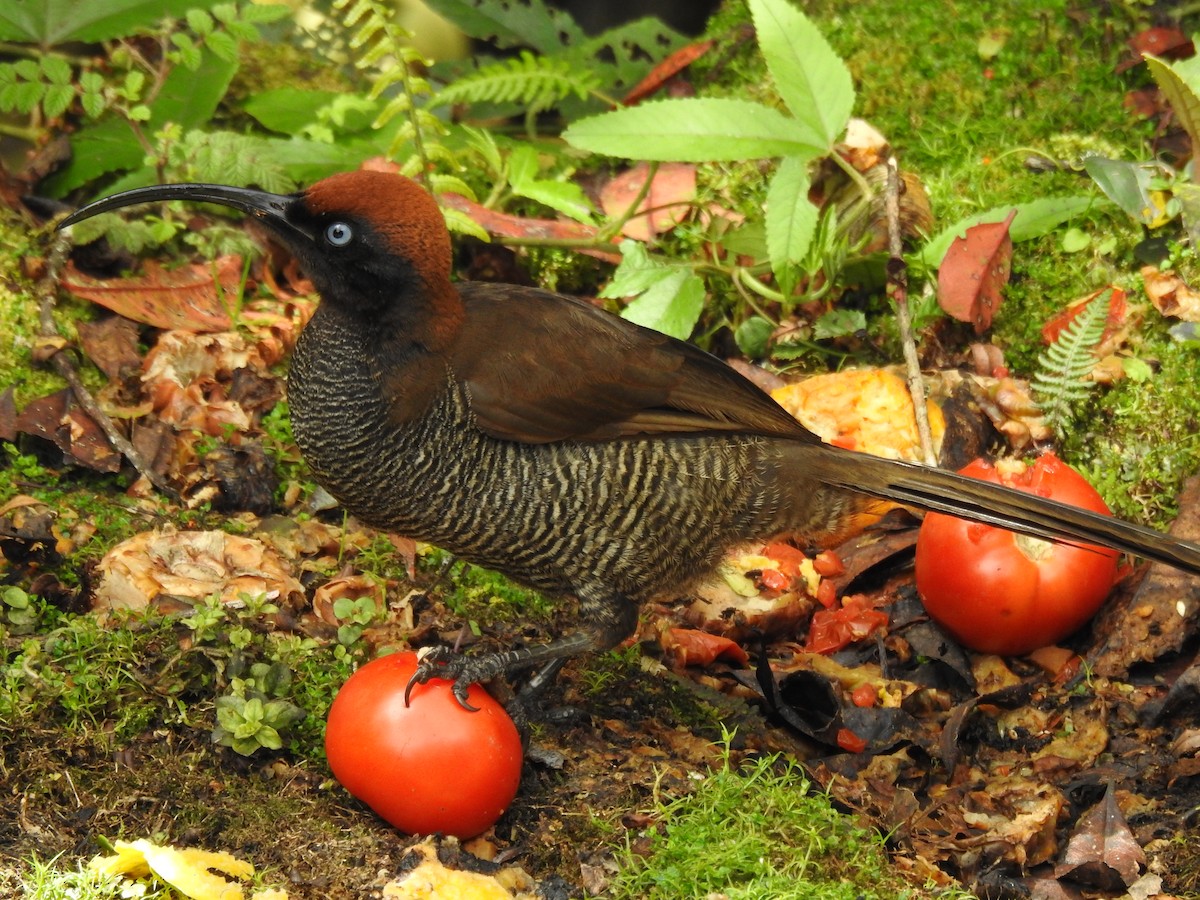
[405,645,510,711]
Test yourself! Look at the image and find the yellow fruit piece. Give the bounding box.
[771,368,944,461]
[88,838,256,900]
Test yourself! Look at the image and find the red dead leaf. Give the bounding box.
[599,163,696,241]
[1128,26,1192,59]
[61,257,244,332]
[1040,286,1128,347]
[937,209,1017,333]
[440,193,621,264]
[623,39,714,105]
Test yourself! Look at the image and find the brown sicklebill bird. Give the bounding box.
[59,171,1200,708]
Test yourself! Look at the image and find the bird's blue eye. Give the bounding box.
[325,222,353,247]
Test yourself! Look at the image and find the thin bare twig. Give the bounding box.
[885,155,937,466]
[37,230,177,497]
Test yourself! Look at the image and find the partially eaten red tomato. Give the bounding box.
[915,454,1120,656]
[325,651,523,838]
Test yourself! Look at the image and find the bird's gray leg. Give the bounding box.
[405,587,639,710]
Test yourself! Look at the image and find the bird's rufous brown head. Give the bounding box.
[57,170,461,347]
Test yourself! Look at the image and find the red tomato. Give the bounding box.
[836,727,867,753]
[850,683,877,708]
[813,550,845,578]
[804,594,889,653]
[915,454,1119,656]
[325,651,523,838]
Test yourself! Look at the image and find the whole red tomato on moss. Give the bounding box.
[325,651,523,838]
[915,454,1120,656]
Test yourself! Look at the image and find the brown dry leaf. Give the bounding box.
[61,257,244,332]
[622,38,714,105]
[771,368,946,460]
[141,331,277,437]
[95,529,303,618]
[76,315,142,381]
[937,209,1017,332]
[1056,783,1146,891]
[13,389,121,472]
[1141,266,1200,321]
[599,163,696,241]
[1089,474,1200,677]
[961,777,1064,868]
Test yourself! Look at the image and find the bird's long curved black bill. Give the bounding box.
[56,183,300,233]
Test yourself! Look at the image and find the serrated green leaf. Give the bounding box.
[204,30,239,63]
[564,98,821,162]
[748,0,853,149]
[765,156,817,293]
[14,59,38,81]
[42,84,74,118]
[919,195,1107,268]
[1146,54,1200,157]
[225,19,259,41]
[81,89,105,119]
[39,55,71,84]
[187,8,214,34]
[620,269,706,339]
[240,3,291,23]
[79,71,103,91]
[14,82,43,114]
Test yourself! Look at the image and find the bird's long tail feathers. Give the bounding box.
[796,445,1200,575]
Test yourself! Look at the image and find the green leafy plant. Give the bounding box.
[331,596,384,645]
[567,0,853,302]
[212,657,306,755]
[25,2,291,196]
[0,585,38,634]
[1032,289,1111,431]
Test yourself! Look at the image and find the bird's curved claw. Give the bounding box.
[404,645,480,711]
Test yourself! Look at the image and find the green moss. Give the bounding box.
[609,746,918,900]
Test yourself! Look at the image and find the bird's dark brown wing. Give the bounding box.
[451,283,816,444]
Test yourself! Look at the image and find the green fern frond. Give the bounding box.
[333,0,442,182]
[441,206,490,241]
[1032,289,1111,430]
[431,52,599,112]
